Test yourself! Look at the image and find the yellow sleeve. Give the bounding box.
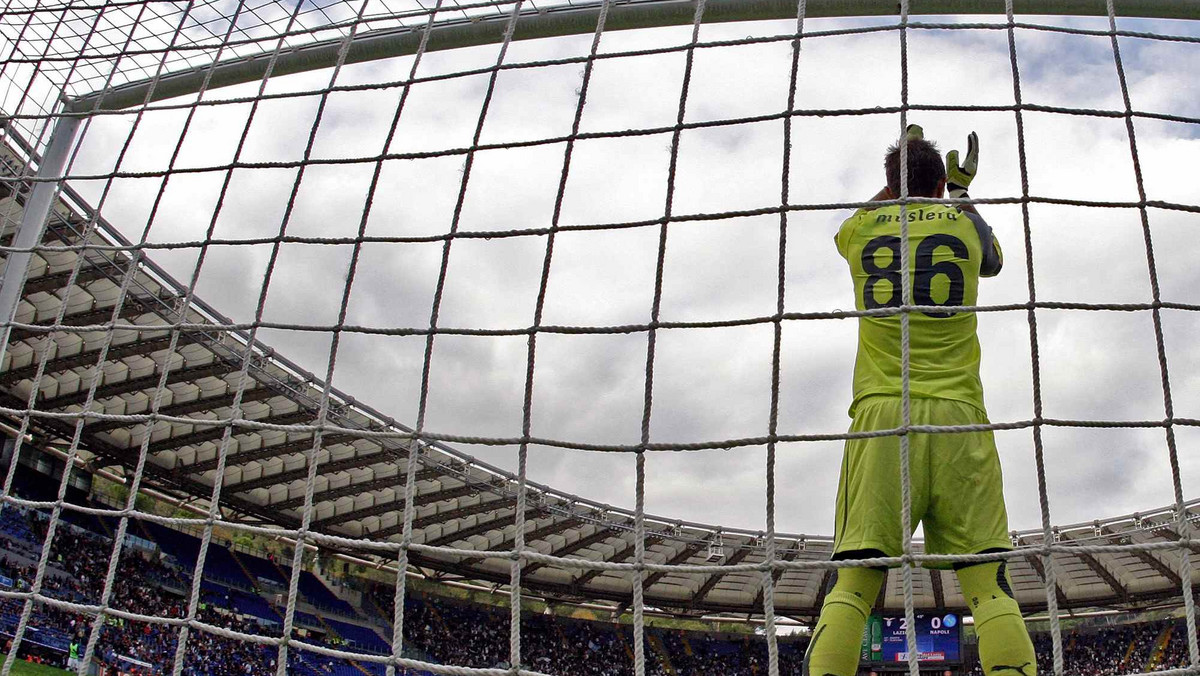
[988,236,1004,277]
[835,211,866,260]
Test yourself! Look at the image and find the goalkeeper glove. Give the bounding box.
[905,123,924,141]
[945,132,978,198]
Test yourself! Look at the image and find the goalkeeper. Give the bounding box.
[803,126,1036,676]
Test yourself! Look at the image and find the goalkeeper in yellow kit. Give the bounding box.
[803,126,1037,676]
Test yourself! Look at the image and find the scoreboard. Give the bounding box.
[860,612,962,664]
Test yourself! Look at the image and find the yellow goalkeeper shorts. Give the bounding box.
[832,395,1012,567]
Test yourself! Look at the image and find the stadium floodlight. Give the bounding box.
[1,1,1199,676]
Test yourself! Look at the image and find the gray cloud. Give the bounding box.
[65,13,1200,538]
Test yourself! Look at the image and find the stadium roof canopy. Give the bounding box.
[2,125,1199,621]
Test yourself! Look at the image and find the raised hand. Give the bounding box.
[945,132,979,198]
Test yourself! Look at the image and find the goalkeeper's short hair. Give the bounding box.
[885,137,946,198]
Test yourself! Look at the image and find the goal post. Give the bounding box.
[65,0,1200,114]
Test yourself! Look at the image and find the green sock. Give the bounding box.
[803,567,885,676]
[957,561,1037,676]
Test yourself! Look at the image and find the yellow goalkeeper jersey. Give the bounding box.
[835,203,1003,418]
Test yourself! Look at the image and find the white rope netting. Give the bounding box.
[0,0,1198,675]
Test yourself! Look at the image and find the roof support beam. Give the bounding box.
[750,546,801,611]
[0,390,291,528]
[311,479,503,529]
[38,360,235,410]
[1134,550,1184,589]
[1059,532,1128,600]
[523,525,619,578]
[0,334,187,386]
[311,494,409,527]
[411,494,517,532]
[690,545,752,607]
[1076,550,1129,600]
[518,515,586,547]
[1153,525,1200,556]
[1025,552,1070,609]
[88,387,277,433]
[147,409,312,454]
[931,568,945,609]
[0,219,63,247]
[271,467,443,511]
[187,433,357,474]
[230,451,392,493]
[20,262,130,296]
[424,506,546,549]
[1100,526,1181,589]
[572,534,665,589]
[10,302,154,343]
[368,495,521,540]
[643,541,707,591]
[462,516,585,567]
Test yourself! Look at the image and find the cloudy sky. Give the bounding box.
[52,5,1200,539]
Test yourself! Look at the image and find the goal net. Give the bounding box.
[0,0,1198,675]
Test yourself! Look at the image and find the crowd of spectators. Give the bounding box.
[381,585,1200,676]
[1154,620,1195,672]
[3,502,1199,676]
[380,583,818,676]
[1039,622,1164,676]
[962,620,1190,676]
[1,507,298,674]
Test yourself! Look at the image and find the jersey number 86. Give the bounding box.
[861,234,968,319]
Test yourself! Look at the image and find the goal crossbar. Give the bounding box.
[64,0,1200,114]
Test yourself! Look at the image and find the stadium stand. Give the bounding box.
[375,586,809,676]
[0,503,386,674]
[296,571,360,619]
[323,617,390,654]
[5,493,1200,676]
[200,547,256,591]
[208,583,283,624]
[2,466,1198,675]
[0,505,36,544]
[227,549,287,590]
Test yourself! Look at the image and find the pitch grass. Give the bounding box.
[0,655,70,676]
